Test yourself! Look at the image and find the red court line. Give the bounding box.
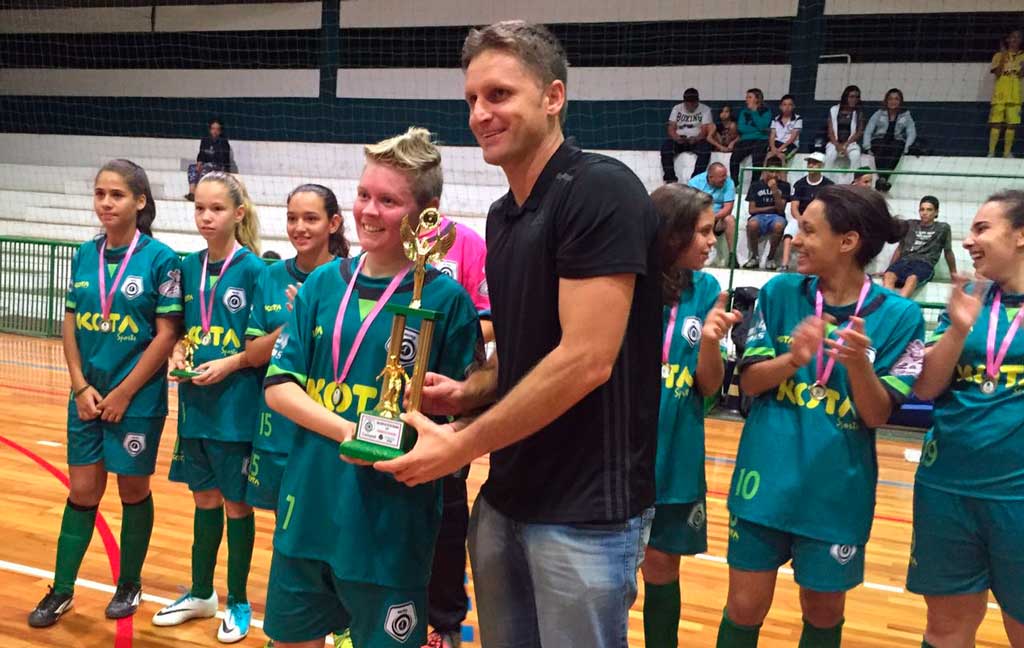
[0,434,133,648]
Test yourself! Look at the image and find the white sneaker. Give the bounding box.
[217,596,252,643]
[151,591,218,626]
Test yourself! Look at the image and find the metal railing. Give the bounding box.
[0,236,78,337]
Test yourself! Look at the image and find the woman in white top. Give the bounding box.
[824,85,866,183]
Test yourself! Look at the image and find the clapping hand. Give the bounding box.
[789,316,825,367]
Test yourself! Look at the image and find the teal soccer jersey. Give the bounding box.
[656,271,721,505]
[246,257,310,455]
[917,283,1024,499]
[265,257,482,589]
[64,234,182,417]
[176,247,265,442]
[731,274,925,544]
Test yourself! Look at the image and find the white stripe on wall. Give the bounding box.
[0,7,152,34]
[155,2,321,32]
[0,69,320,98]
[338,66,792,102]
[826,0,1022,15]
[339,0,799,28]
[816,63,995,103]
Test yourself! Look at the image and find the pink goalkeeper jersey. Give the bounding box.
[431,217,490,316]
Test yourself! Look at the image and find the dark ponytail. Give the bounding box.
[96,159,155,237]
[815,185,903,268]
[651,184,714,305]
[986,190,1024,229]
[286,183,349,258]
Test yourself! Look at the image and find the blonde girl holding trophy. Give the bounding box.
[155,172,265,644]
[261,128,482,648]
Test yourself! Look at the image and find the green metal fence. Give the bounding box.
[0,237,78,337]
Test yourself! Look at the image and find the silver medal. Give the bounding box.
[981,379,996,395]
[201,333,211,345]
[809,382,828,401]
[661,364,670,379]
[331,385,342,407]
[98,319,112,333]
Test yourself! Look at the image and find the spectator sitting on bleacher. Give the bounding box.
[768,94,802,164]
[988,29,1023,158]
[883,195,956,298]
[780,152,834,272]
[660,87,714,183]
[709,105,739,153]
[864,88,916,193]
[688,162,737,266]
[824,85,866,182]
[184,118,232,201]
[852,167,875,188]
[729,88,771,184]
[743,155,790,271]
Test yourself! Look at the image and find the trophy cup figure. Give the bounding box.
[338,208,456,462]
[170,336,205,379]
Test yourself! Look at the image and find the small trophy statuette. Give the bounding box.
[170,335,206,380]
[338,208,456,462]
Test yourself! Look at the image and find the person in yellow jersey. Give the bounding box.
[988,30,1024,158]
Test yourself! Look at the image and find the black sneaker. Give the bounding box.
[28,586,73,628]
[105,581,142,619]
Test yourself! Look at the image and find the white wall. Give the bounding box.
[0,69,320,98]
[826,0,1022,14]
[816,63,996,103]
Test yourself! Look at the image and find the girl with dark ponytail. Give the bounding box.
[716,184,925,647]
[242,183,347,516]
[29,160,183,628]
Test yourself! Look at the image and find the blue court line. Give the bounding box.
[0,358,66,372]
[707,454,914,490]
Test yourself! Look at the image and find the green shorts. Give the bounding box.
[726,514,865,592]
[264,550,427,646]
[648,500,708,556]
[245,449,288,511]
[907,483,1024,623]
[67,410,164,476]
[168,436,251,503]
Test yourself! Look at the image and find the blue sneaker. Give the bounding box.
[217,596,251,644]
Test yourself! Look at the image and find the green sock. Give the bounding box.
[53,500,98,595]
[990,127,1001,155]
[798,618,843,648]
[226,513,255,603]
[643,580,681,648]
[118,493,154,587]
[191,506,224,599]
[716,608,761,648]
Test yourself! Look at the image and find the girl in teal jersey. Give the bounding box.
[642,184,741,648]
[155,172,265,644]
[910,191,1024,648]
[717,185,924,648]
[29,160,182,628]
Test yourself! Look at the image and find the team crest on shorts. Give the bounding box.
[159,269,182,298]
[682,316,703,347]
[223,287,247,313]
[120,276,144,300]
[386,328,420,369]
[829,544,857,565]
[687,502,707,530]
[384,601,417,643]
[123,433,146,457]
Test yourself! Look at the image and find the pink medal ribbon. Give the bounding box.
[198,242,240,343]
[811,277,872,400]
[982,289,1024,394]
[662,304,679,378]
[96,230,141,333]
[331,255,411,398]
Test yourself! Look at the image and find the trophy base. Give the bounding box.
[338,439,405,463]
[170,368,205,380]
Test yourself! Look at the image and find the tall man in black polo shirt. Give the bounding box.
[376,20,661,648]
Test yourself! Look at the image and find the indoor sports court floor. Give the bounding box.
[0,332,1011,647]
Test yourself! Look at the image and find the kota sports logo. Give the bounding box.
[223,287,247,313]
[120,276,144,300]
[435,259,458,280]
[830,544,857,566]
[682,316,702,348]
[386,328,421,369]
[123,433,146,457]
[384,602,417,643]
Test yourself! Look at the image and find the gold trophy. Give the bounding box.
[338,208,456,462]
[170,336,205,379]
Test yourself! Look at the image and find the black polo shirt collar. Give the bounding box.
[501,139,580,220]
